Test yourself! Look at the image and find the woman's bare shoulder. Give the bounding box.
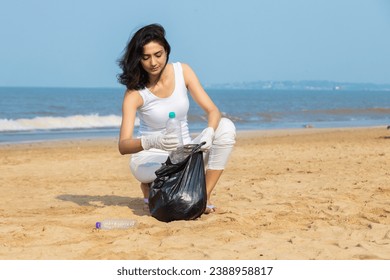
[180,62,192,71]
[123,89,143,108]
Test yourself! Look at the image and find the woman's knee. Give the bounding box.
[129,151,169,183]
[130,160,160,183]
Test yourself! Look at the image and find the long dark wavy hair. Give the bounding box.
[117,24,171,90]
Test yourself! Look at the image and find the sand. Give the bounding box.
[1,127,390,260]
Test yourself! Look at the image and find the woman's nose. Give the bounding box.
[150,56,157,66]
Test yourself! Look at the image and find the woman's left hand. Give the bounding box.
[200,127,215,151]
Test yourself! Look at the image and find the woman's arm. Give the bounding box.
[118,90,144,155]
[182,63,221,130]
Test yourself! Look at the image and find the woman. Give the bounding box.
[117,24,236,214]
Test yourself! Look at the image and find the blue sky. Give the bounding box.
[1,0,389,87]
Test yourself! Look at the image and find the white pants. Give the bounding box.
[130,118,236,183]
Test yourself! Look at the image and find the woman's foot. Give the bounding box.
[204,204,216,214]
[143,198,149,212]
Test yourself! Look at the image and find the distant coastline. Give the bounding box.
[205,80,390,91]
[2,80,390,92]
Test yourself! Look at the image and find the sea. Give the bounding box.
[1,87,390,144]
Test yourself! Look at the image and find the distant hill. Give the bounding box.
[206,80,390,91]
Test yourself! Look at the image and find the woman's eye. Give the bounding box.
[142,56,149,60]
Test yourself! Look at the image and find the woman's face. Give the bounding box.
[140,41,167,77]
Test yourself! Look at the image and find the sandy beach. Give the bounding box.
[1,127,390,260]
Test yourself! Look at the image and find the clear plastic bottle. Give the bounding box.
[166,112,185,163]
[166,112,183,145]
[95,219,136,230]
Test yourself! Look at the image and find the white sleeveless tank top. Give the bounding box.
[137,62,191,144]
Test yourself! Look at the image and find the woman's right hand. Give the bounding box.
[141,133,179,151]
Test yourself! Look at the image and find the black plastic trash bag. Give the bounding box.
[148,143,206,222]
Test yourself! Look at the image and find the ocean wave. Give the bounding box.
[0,114,134,132]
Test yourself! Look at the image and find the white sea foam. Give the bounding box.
[0,114,139,132]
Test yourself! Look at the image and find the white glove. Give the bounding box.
[141,133,179,151]
[199,127,215,151]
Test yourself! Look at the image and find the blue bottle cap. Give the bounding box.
[169,112,175,118]
[95,222,101,229]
